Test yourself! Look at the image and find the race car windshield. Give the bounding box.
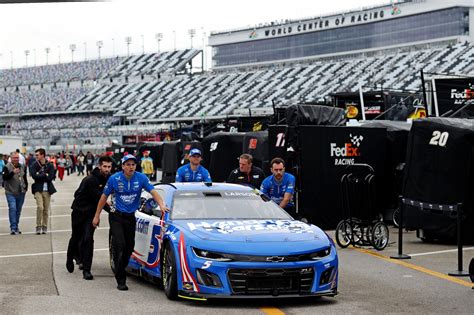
[171,191,292,220]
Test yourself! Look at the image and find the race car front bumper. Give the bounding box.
[178,287,338,300]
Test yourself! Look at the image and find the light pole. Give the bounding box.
[141,34,144,54]
[173,30,176,51]
[45,47,50,65]
[96,40,103,59]
[24,50,30,67]
[125,36,132,57]
[188,29,196,49]
[57,45,61,63]
[69,44,76,62]
[84,42,87,61]
[202,30,207,70]
[155,33,163,53]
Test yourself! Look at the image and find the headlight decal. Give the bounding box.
[178,234,200,292]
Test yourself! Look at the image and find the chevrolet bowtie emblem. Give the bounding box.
[266,256,285,262]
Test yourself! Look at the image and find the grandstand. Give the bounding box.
[67,42,474,123]
[1,0,474,151]
[0,57,121,88]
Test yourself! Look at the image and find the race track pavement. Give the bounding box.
[0,174,472,314]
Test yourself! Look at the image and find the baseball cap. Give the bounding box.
[121,154,137,164]
[189,148,202,156]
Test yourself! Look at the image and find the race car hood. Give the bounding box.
[172,219,330,250]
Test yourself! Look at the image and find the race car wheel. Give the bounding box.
[371,222,389,251]
[109,232,116,274]
[162,243,178,300]
[335,220,352,248]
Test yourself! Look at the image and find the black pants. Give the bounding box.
[109,212,136,285]
[67,210,96,272]
[284,205,297,218]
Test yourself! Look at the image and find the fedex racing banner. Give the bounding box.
[298,126,386,229]
[434,78,474,117]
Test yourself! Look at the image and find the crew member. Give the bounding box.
[260,157,296,217]
[227,153,265,189]
[66,155,113,280]
[92,154,167,291]
[175,148,211,182]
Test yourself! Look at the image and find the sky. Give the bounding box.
[0,0,389,69]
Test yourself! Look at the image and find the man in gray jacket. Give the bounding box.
[2,152,28,235]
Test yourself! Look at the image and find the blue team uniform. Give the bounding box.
[260,173,296,208]
[103,171,154,214]
[175,164,212,183]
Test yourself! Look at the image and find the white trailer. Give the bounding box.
[0,136,23,155]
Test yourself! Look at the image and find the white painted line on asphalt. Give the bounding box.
[0,248,108,259]
[409,247,474,257]
[0,204,71,209]
[0,226,109,236]
[0,214,71,221]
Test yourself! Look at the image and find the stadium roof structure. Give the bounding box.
[209,0,474,69]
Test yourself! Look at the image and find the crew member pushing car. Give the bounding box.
[66,155,113,280]
[227,153,265,189]
[175,148,211,182]
[92,154,168,291]
[260,157,297,217]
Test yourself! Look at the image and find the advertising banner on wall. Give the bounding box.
[434,78,474,117]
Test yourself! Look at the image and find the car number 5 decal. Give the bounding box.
[202,261,212,269]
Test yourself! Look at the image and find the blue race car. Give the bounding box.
[117,182,338,300]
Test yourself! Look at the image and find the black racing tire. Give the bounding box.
[109,231,116,274]
[335,220,352,248]
[371,222,389,251]
[162,243,178,300]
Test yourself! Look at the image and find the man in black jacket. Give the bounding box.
[30,148,56,235]
[66,155,113,280]
[227,153,265,189]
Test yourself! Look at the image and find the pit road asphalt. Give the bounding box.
[0,174,472,314]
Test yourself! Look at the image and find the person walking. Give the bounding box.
[2,152,28,235]
[140,150,154,180]
[175,148,211,182]
[66,155,113,280]
[227,153,265,189]
[16,148,26,165]
[77,152,85,176]
[85,152,94,176]
[31,148,57,234]
[92,154,168,291]
[65,155,73,176]
[57,154,66,181]
[0,154,5,187]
